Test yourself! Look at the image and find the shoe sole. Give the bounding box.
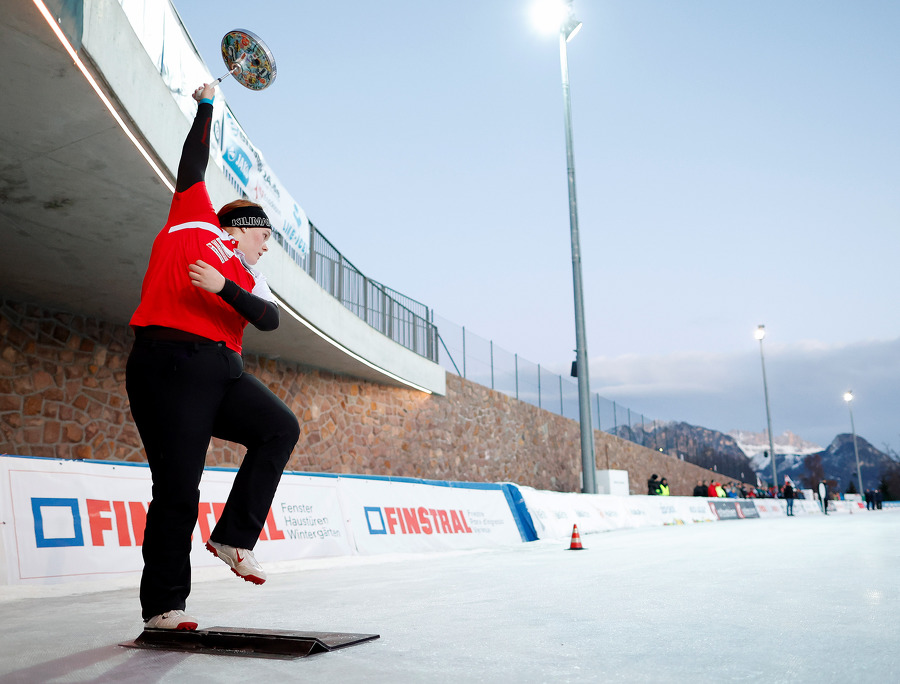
[145,621,198,631]
[205,541,266,585]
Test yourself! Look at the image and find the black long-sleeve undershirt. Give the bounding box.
[175,102,213,192]
[177,103,280,332]
[216,279,279,331]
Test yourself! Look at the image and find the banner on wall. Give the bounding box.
[213,109,309,260]
[112,0,310,262]
[751,498,786,518]
[0,457,354,585]
[517,488,613,539]
[516,490,719,541]
[708,499,741,520]
[337,478,524,554]
[0,457,525,585]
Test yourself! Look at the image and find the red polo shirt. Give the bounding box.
[130,181,271,353]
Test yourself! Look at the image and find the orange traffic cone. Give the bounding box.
[567,524,585,550]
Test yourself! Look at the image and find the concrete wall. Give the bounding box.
[0,298,738,495]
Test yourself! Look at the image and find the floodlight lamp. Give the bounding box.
[564,16,583,42]
[754,325,766,341]
[843,391,853,403]
[530,0,568,34]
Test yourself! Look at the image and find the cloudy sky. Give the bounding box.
[173,0,900,452]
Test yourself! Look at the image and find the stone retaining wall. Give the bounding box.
[1,299,738,495]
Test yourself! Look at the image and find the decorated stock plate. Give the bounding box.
[221,29,277,90]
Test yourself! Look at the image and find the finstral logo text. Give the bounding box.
[30,497,284,548]
[364,506,473,536]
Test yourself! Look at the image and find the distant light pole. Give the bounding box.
[531,0,595,493]
[843,391,863,494]
[754,325,777,489]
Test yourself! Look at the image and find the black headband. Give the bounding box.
[218,205,271,229]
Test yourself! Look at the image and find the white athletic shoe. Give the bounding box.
[144,610,198,631]
[206,540,267,585]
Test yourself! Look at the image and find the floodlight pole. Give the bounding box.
[558,4,596,494]
[844,392,863,494]
[755,325,777,489]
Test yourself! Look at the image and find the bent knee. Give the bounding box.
[272,408,300,448]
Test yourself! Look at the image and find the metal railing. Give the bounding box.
[306,225,437,362]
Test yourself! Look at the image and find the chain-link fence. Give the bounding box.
[434,314,657,436]
[283,224,754,479]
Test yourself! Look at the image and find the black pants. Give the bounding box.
[126,337,300,620]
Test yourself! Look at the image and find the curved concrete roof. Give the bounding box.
[1,0,444,395]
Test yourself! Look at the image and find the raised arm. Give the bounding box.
[175,83,216,193]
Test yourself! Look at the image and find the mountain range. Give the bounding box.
[732,430,898,493]
[614,422,898,492]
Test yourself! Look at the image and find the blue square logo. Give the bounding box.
[364,507,386,535]
[31,498,84,548]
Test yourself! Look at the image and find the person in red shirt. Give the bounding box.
[126,83,300,631]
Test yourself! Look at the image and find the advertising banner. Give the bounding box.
[622,496,665,528]
[751,498,786,517]
[674,498,719,524]
[736,501,760,518]
[708,499,742,521]
[517,488,617,540]
[337,478,523,554]
[795,499,823,515]
[520,491,726,540]
[0,457,353,585]
[825,500,856,515]
[1,458,150,583]
[584,495,632,531]
[214,109,309,263]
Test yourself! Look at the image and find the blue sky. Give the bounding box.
[173,1,900,453]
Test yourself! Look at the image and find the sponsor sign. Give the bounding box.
[585,495,631,531]
[517,488,618,539]
[793,499,823,516]
[0,457,353,585]
[338,478,523,554]
[736,501,760,519]
[709,499,741,520]
[751,498,786,518]
[623,496,666,528]
[214,109,309,261]
[824,500,856,515]
[681,498,718,523]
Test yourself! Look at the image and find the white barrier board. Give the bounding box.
[517,488,609,539]
[0,457,524,585]
[338,478,523,554]
[0,457,356,585]
[752,498,787,518]
[517,490,720,542]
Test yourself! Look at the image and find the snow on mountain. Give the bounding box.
[728,430,822,476]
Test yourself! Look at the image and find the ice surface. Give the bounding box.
[0,513,897,683]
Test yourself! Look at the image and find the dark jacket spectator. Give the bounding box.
[783,481,795,516]
[648,474,661,496]
[693,481,707,497]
